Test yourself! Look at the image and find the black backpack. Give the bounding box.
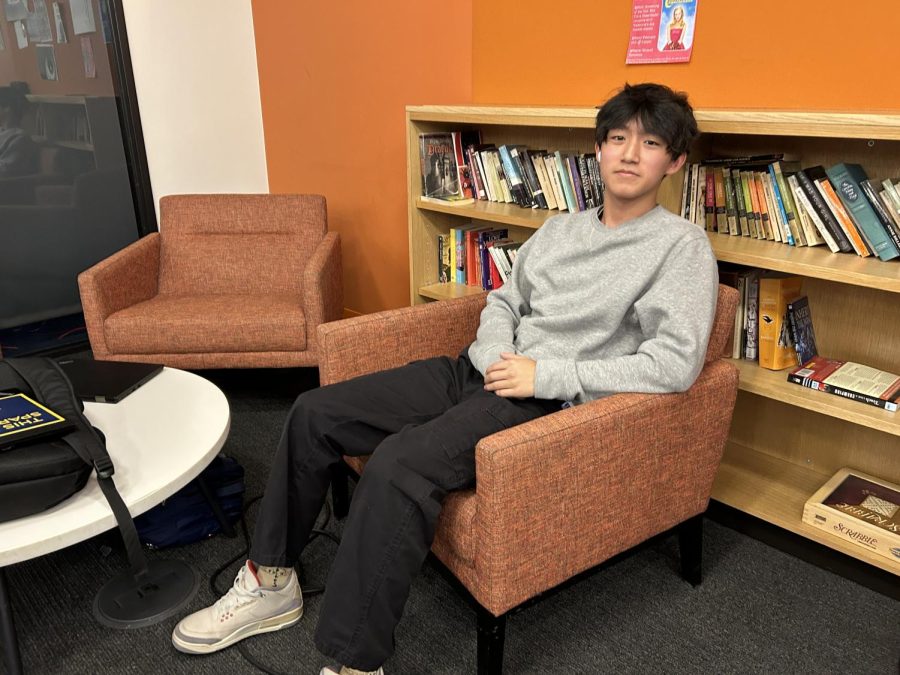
[0,357,144,572]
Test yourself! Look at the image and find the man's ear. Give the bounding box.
[665,152,687,176]
[594,142,602,162]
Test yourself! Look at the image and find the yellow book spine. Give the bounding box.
[758,276,802,370]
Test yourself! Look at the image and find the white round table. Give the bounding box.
[0,367,230,566]
[0,367,230,674]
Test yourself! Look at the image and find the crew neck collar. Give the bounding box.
[593,204,661,230]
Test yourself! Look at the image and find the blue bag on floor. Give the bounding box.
[134,454,245,549]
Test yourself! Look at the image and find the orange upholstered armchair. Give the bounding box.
[78,194,342,369]
[320,285,739,674]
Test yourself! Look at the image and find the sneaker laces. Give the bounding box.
[214,566,263,619]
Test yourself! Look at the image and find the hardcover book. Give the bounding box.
[803,468,900,567]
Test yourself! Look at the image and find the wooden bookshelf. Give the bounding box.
[25,94,125,170]
[406,105,900,577]
[729,359,900,437]
[712,443,898,575]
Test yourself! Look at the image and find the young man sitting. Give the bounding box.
[172,82,718,675]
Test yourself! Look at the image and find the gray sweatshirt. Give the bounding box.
[468,205,719,403]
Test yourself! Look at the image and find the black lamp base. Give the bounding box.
[93,559,200,629]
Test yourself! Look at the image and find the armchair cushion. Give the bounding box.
[158,194,327,296]
[104,293,306,354]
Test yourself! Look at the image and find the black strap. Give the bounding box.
[3,358,149,580]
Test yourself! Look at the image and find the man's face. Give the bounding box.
[443,157,453,176]
[598,118,685,205]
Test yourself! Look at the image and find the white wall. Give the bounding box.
[121,0,268,220]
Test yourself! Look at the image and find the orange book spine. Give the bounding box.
[818,179,871,257]
[752,172,773,240]
[758,276,803,370]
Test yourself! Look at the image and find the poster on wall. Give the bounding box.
[70,0,95,35]
[14,20,27,48]
[626,0,697,65]
[3,0,28,22]
[53,2,68,43]
[36,43,58,80]
[25,0,53,43]
[81,35,95,77]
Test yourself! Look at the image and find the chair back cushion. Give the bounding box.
[704,284,739,363]
[157,194,326,296]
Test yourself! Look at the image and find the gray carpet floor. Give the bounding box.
[3,367,899,674]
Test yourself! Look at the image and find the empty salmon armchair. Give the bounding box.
[320,285,740,674]
[78,194,343,368]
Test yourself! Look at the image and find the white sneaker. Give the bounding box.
[319,668,384,675]
[172,561,303,654]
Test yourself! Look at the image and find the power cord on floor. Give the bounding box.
[209,494,342,675]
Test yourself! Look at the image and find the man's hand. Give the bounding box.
[484,353,536,398]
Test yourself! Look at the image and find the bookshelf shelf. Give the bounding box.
[713,444,898,576]
[406,105,900,576]
[419,282,486,302]
[25,95,124,170]
[709,233,900,293]
[416,198,544,230]
[409,105,900,139]
[730,360,900,437]
[417,198,900,293]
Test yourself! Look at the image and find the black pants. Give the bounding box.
[249,351,560,670]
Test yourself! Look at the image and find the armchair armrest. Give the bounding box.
[78,233,161,358]
[318,293,487,386]
[302,232,343,356]
[470,359,739,615]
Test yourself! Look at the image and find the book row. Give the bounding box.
[437,223,522,292]
[418,131,603,213]
[720,264,900,412]
[682,157,900,262]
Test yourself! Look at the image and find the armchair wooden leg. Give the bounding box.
[330,463,350,520]
[476,605,507,675]
[677,513,703,587]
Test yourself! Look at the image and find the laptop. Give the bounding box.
[57,359,164,403]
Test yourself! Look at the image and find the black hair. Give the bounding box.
[595,82,698,159]
[0,81,30,126]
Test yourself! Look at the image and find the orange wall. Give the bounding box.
[251,2,473,315]
[473,1,900,111]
